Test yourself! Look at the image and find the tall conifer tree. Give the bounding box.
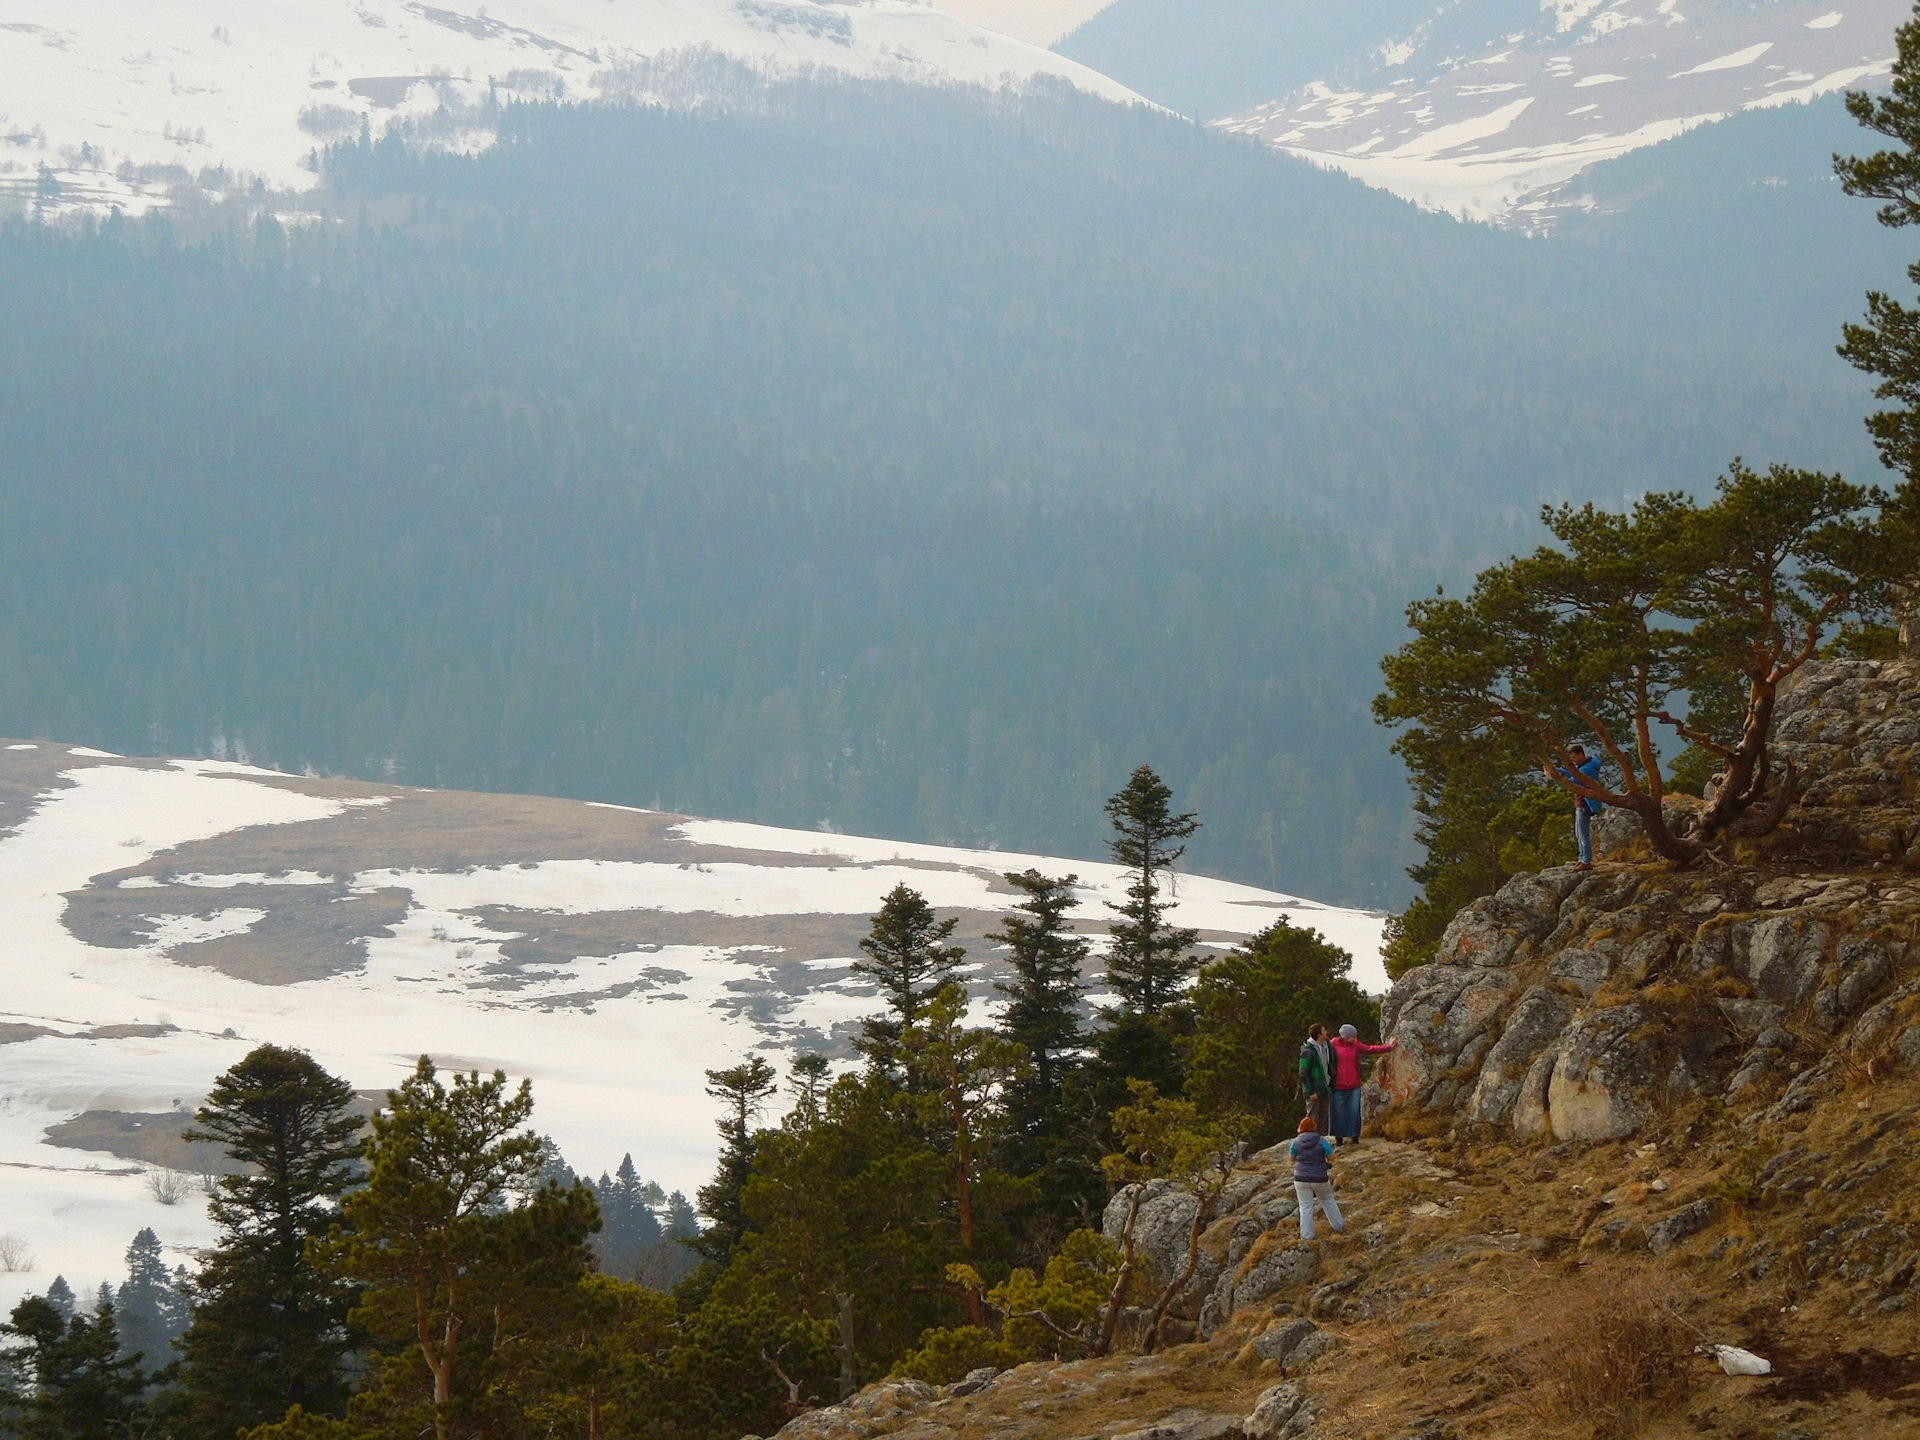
[851,884,965,1071]
[1102,767,1201,1016]
[176,1043,364,1431]
[987,870,1087,1161]
[116,1228,185,1372]
[692,1056,779,1264]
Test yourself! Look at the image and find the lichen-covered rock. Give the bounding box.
[1378,963,1522,1106]
[1646,1197,1716,1256]
[774,1379,937,1438]
[1251,1319,1320,1365]
[1229,1242,1321,1311]
[1465,984,1577,1127]
[1547,1005,1657,1141]
[1105,1181,1198,1291]
[1243,1382,1319,1439]
[1740,915,1831,1005]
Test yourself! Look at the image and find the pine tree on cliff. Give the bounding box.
[851,883,965,1072]
[175,1044,365,1432]
[1103,766,1201,1016]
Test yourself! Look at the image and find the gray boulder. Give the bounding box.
[1646,1198,1716,1257]
[1377,964,1521,1107]
[1251,1319,1320,1365]
[1104,1181,1199,1293]
[1284,1330,1346,1371]
[1547,1005,1657,1141]
[1741,915,1831,1006]
[1465,985,1577,1127]
[1242,1382,1321,1439]
[1111,1411,1243,1440]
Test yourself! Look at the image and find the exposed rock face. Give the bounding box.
[1242,1382,1321,1439]
[1375,659,1920,1143]
[1104,1180,1214,1317]
[1545,1004,1657,1141]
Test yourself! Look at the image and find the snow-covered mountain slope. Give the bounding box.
[0,0,1143,215]
[1202,0,1901,226]
[929,0,1114,48]
[0,743,1382,1309]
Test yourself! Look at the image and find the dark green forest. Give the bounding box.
[0,77,1890,904]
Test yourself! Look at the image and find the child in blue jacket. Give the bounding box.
[1289,1115,1343,1241]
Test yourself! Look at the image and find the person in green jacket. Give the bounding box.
[1298,1023,1333,1134]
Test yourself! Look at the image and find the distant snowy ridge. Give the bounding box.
[0,744,1382,1311]
[0,0,1146,217]
[1214,0,1900,226]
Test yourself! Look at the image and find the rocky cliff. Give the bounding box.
[761,659,1920,1440]
[1372,657,1920,1147]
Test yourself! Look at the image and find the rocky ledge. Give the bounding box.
[1372,657,1920,1144]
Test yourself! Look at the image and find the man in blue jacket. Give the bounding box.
[1545,744,1605,870]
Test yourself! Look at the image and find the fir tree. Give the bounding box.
[590,1154,664,1278]
[851,884,965,1071]
[115,1228,180,1372]
[2,1294,146,1439]
[176,1043,365,1431]
[1102,767,1201,1016]
[987,870,1087,1163]
[42,1278,74,1321]
[789,1052,832,1117]
[693,1056,779,1264]
[662,1189,700,1250]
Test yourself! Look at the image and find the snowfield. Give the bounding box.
[0,747,1383,1309]
[0,0,1144,216]
[1216,0,1902,225]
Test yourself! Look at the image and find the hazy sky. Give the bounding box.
[930,0,1114,47]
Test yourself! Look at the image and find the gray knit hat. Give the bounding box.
[1339,1024,1358,1040]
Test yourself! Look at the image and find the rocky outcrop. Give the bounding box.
[1374,658,1920,1144]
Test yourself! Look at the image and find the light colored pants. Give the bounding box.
[1576,806,1593,864]
[1295,1181,1343,1240]
[1304,1093,1329,1134]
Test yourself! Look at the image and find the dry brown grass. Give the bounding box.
[1520,1270,1697,1440]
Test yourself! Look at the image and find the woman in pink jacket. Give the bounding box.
[1328,1023,1394,1145]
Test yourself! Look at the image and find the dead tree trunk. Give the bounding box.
[1140,1184,1217,1355]
[1091,1186,1143,1358]
[834,1292,859,1400]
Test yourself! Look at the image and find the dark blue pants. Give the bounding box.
[1330,1086,1362,1140]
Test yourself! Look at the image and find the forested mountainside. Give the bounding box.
[0,78,1891,904]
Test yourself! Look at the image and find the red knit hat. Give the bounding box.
[1297,1114,1319,1133]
